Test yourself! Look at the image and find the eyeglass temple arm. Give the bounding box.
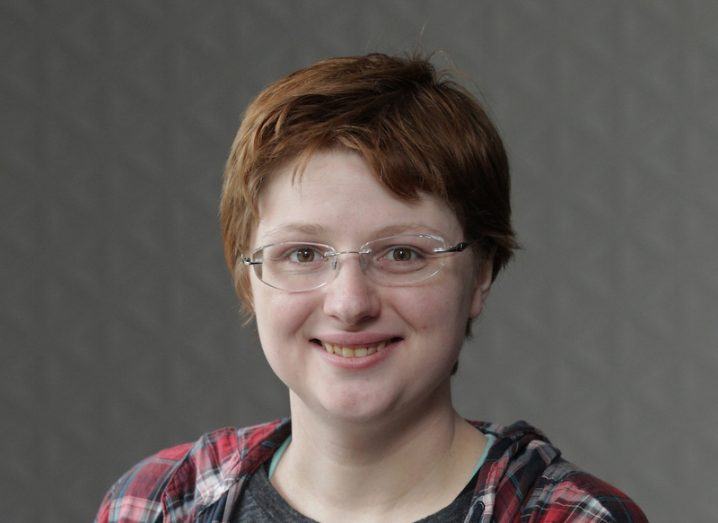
[240,257,262,266]
[433,241,472,254]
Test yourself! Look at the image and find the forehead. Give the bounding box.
[253,149,462,245]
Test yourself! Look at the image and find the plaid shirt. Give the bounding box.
[96,419,647,522]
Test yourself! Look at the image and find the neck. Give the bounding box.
[271,383,485,522]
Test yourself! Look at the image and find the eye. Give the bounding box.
[382,246,423,262]
[288,246,322,263]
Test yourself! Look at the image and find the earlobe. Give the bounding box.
[470,260,493,319]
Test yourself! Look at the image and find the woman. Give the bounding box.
[97,53,646,522]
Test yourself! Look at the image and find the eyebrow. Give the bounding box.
[262,222,327,239]
[260,222,446,242]
[372,223,446,238]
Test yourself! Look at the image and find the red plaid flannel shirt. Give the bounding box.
[96,418,647,522]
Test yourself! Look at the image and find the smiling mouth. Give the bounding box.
[311,338,402,358]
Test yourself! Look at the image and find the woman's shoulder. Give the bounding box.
[94,439,196,523]
[523,459,647,522]
[95,418,290,523]
[469,419,647,522]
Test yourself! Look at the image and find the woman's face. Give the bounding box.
[249,149,490,423]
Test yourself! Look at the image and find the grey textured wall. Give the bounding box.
[2,1,716,521]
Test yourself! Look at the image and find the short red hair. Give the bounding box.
[220,53,517,317]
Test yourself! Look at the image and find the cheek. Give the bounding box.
[395,281,471,338]
[254,290,313,343]
[252,291,317,385]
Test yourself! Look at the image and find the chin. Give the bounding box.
[310,386,401,424]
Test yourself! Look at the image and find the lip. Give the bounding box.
[313,333,401,348]
[311,335,403,370]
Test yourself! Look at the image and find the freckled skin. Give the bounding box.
[250,149,489,424]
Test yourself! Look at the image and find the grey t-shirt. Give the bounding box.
[230,461,477,522]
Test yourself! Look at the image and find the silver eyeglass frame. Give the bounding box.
[239,233,474,292]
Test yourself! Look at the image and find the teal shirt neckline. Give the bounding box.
[267,433,497,480]
[267,434,292,479]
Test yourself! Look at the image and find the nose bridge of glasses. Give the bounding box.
[325,249,371,271]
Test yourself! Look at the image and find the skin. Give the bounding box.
[248,148,493,522]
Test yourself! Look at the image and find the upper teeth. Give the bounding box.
[322,341,388,358]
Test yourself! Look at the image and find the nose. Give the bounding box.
[322,253,380,325]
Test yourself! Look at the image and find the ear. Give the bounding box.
[470,258,493,319]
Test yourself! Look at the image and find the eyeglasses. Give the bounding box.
[241,233,473,292]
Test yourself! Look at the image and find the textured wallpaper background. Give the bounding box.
[2,1,716,521]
